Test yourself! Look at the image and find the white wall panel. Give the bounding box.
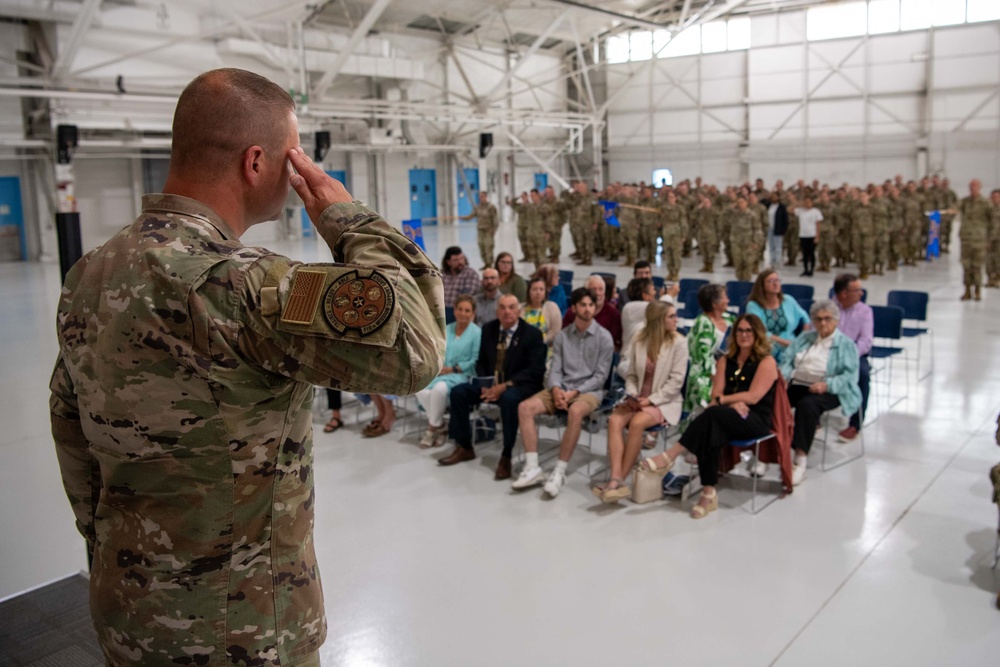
[651,84,698,110]
[807,39,866,68]
[933,24,1000,57]
[868,62,926,93]
[868,31,928,63]
[749,72,806,102]
[652,110,701,138]
[777,11,807,45]
[700,78,746,106]
[751,14,779,48]
[749,45,802,73]
[932,91,1000,129]
[75,159,139,254]
[932,55,1000,89]
[809,72,863,98]
[807,99,865,136]
[867,96,924,135]
[700,52,746,80]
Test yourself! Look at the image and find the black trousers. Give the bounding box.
[849,355,870,430]
[787,385,840,454]
[326,389,341,410]
[449,382,536,458]
[799,237,816,274]
[679,405,772,487]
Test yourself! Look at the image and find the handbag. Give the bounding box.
[632,464,668,504]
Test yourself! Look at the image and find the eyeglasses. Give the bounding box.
[813,316,835,323]
[735,328,754,334]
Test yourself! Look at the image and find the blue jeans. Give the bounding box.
[768,230,783,268]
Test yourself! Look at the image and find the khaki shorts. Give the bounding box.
[533,388,601,415]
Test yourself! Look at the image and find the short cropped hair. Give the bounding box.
[627,277,652,302]
[171,68,295,175]
[833,273,858,296]
[633,260,651,275]
[697,283,726,314]
[570,287,596,308]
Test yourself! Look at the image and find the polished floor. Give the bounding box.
[2,217,999,667]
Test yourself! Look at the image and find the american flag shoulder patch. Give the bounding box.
[280,269,327,325]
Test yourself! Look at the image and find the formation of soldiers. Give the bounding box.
[495,173,1000,299]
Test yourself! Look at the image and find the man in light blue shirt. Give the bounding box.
[512,287,615,498]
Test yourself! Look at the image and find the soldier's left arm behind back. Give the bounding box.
[240,201,446,396]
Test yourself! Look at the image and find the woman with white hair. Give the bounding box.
[780,299,862,485]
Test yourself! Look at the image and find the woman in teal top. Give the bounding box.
[745,269,809,362]
[415,295,482,448]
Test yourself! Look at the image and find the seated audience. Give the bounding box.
[833,273,872,442]
[603,273,620,309]
[746,269,810,362]
[513,288,615,497]
[522,276,562,348]
[495,252,528,302]
[684,284,734,414]
[780,299,861,485]
[532,264,568,314]
[596,301,688,503]
[562,274,623,351]
[621,277,655,343]
[474,268,501,327]
[618,261,653,307]
[442,246,481,308]
[415,295,482,448]
[642,314,778,519]
[440,294,547,479]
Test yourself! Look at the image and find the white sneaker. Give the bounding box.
[746,456,769,478]
[792,459,807,486]
[511,466,545,490]
[543,469,567,497]
[418,428,437,448]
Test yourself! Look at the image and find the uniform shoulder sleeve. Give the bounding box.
[239,201,446,396]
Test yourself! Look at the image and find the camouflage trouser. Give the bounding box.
[548,220,563,259]
[577,220,595,262]
[784,223,799,265]
[569,218,583,256]
[817,233,834,268]
[639,220,658,262]
[961,242,985,287]
[733,244,758,281]
[605,224,621,258]
[873,230,889,267]
[991,461,1000,504]
[855,231,874,275]
[940,214,955,251]
[478,226,495,266]
[621,221,639,262]
[836,227,852,265]
[517,219,530,259]
[699,231,718,266]
[662,235,683,278]
[889,229,905,266]
[986,238,1000,280]
[526,223,546,266]
[906,220,924,261]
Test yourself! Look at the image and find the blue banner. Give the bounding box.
[926,210,940,260]
[598,200,620,228]
[401,218,426,251]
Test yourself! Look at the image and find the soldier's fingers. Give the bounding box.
[288,148,329,188]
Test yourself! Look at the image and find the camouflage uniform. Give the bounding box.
[784,208,800,267]
[660,201,688,281]
[834,200,854,267]
[618,198,640,266]
[852,202,875,278]
[887,195,906,270]
[753,202,769,269]
[959,194,990,299]
[541,197,567,262]
[988,201,1000,287]
[50,195,446,667]
[902,194,924,264]
[511,199,532,263]
[871,197,892,275]
[696,204,719,272]
[730,209,762,281]
[815,202,833,272]
[567,191,597,264]
[638,195,660,263]
[940,186,958,253]
[470,201,498,267]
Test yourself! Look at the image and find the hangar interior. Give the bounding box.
[1,1,999,666]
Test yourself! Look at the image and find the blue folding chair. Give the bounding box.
[727,434,781,514]
[869,304,907,411]
[445,306,455,324]
[652,275,665,290]
[558,269,574,295]
[677,290,701,321]
[782,283,814,304]
[679,278,709,298]
[887,290,933,380]
[725,281,753,313]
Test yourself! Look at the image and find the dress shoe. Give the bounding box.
[494,456,512,480]
[438,446,476,466]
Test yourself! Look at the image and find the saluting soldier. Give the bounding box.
[959,179,991,301]
[541,185,568,262]
[852,192,876,279]
[637,185,659,263]
[49,69,445,667]
[660,189,689,281]
[462,190,498,268]
[939,177,959,253]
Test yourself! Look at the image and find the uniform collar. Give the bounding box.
[141,194,240,241]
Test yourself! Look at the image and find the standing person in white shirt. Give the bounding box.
[794,197,824,276]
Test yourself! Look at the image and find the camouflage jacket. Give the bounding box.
[959,195,991,243]
[471,202,498,232]
[49,194,445,666]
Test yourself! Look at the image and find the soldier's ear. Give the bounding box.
[242,146,265,184]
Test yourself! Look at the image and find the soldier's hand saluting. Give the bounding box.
[287,147,353,221]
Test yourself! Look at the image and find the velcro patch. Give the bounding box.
[281,269,327,325]
[323,270,394,337]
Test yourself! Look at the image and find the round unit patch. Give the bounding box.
[323,270,394,336]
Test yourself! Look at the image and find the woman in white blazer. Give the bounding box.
[595,300,689,502]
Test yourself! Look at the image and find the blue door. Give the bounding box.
[301,170,348,238]
[409,169,437,223]
[456,168,479,218]
[0,176,25,261]
[534,173,548,191]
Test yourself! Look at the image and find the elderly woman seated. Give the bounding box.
[641,313,778,519]
[594,301,688,503]
[414,294,482,448]
[780,299,861,486]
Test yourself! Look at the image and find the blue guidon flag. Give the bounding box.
[598,200,620,228]
[401,219,427,251]
[926,210,940,260]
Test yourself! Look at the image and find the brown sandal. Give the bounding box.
[363,422,391,438]
[323,417,343,433]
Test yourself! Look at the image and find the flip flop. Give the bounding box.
[323,417,343,433]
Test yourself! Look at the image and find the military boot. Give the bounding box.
[888,261,898,271]
[974,285,982,301]
[699,263,712,273]
[961,286,972,301]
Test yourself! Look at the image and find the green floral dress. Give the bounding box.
[683,312,734,414]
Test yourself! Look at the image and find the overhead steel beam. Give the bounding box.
[312,0,395,100]
[541,0,672,32]
[506,130,570,189]
[483,10,569,105]
[51,0,103,81]
[225,3,296,82]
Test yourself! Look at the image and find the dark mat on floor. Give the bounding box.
[0,574,104,666]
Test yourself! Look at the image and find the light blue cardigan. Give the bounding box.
[779,329,862,417]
